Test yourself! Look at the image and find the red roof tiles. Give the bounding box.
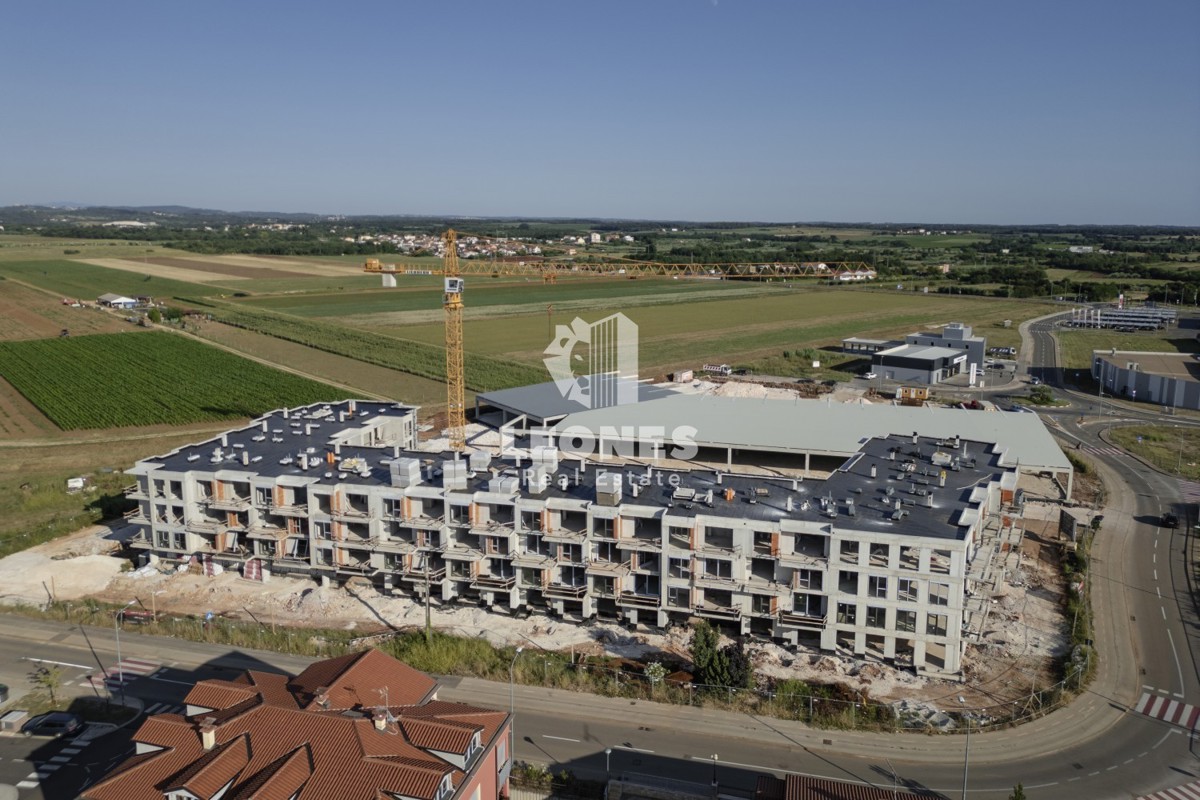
[82,649,507,800]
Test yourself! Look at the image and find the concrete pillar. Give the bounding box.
[913,640,927,670]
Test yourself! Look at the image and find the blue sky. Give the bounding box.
[3,1,1197,225]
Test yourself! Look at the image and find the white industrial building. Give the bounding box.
[123,396,1069,676]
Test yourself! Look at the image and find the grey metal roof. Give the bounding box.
[477,378,678,423]
[878,344,963,361]
[554,394,1072,472]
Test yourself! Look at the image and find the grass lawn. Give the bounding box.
[383,290,1048,372]
[237,276,780,318]
[1057,329,1199,369]
[1108,425,1200,481]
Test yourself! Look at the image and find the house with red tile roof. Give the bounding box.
[82,649,513,800]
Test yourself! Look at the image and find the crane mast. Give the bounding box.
[441,230,466,451]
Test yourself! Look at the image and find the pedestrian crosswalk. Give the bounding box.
[15,740,88,790]
[1135,692,1200,729]
[86,658,161,691]
[1082,444,1126,457]
[1137,779,1200,800]
[1179,480,1200,504]
[143,701,185,717]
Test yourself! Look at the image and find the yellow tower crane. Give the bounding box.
[441,230,466,451]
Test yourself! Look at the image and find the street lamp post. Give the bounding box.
[508,645,524,738]
[710,753,719,789]
[114,599,137,704]
[605,747,612,782]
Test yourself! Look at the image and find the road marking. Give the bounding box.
[1157,587,1162,598]
[615,745,655,754]
[1167,629,1187,696]
[541,735,581,743]
[1162,607,1167,619]
[15,781,37,790]
[24,657,91,671]
[148,675,195,686]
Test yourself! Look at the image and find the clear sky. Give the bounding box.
[3,1,1197,225]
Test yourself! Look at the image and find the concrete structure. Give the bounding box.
[83,649,512,800]
[474,378,677,429]
[841,336,898,356]
[123,397,1060,676]
[1093,350,1200,410]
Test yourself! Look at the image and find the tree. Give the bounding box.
[146,308,162,324]
[690,620,730,687]
[29,664,64,705]
[1009,784,1027,800]
[723,637,754,689]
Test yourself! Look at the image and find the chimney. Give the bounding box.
[925,493,934,508]
[393,445,401,458]
[221,434,228,447]
[241,451,249,466]
[334,443,342,456]
[715,472,723,485]
[786,497,794,512]
[305,424,313,436]
[314,687,331,709]
[869,464,877,479]
[372,707,388,731]
[283,408,290,419]
[912,431,918,444]
[349,400,357,414]
[938,470,947,488]
[199,717,217,751]
[262,421,269,432]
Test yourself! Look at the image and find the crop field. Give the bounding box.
[192,320,448,406]
[210,305,544,391]
[383,290,1046,372]
[0,281,130,341]
[0,332,348,430]
[236,276,779,319]
[0,259,217,303]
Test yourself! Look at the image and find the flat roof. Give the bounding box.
[555,394,1071,472]
[842,337,895,346]
[477,377,678,423]
[136,417,998,541]
[878,343,963,361]
[1095,351,1200,380]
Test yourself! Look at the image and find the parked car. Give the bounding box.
[1162,512,1179,529]
[21,712,82,738]
[863,372,877,380]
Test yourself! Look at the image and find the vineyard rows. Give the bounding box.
[0,332,347,430]
[210,305,545,392]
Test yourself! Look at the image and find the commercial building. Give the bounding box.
[82,649,512,800]
[1093,350,1200,410]
[844,323,986,385]
[123,397,1065,676]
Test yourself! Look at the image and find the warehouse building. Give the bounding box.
[1093,350,1200,410]
[124,397,1064,676]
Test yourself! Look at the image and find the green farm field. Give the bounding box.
[0,331,348,429]
[381,290,1045,371]
[235,276,780,318]
[0,259,223,302]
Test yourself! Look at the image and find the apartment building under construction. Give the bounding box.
[124,398,1062,675]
